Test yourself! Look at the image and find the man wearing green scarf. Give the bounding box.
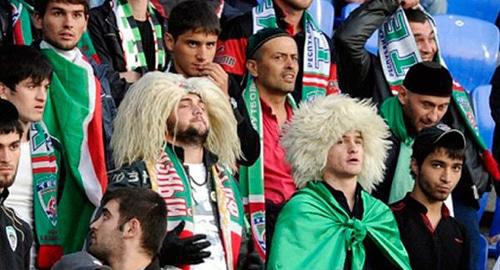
[0,45,63,269]
[268,95,410,269]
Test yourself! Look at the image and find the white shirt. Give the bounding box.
[186,163,227,270]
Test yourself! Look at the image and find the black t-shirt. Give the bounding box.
[136,19,155,71]
[391,194,469,270]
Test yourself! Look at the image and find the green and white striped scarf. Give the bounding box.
[113,0,165,71]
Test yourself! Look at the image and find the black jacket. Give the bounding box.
[335,0,493,208]
[0,189,32,270]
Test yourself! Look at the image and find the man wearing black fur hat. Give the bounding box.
[376,61,498,270]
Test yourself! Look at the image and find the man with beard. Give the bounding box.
[108,72,256,269]
[391,124,469,269]
[0,99,32,270]
[53,187,167,270]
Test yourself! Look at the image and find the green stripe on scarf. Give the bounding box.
[114,0,165,71]
[268,181,411,269]
[252,0,330,101]
[380,97,415,203]
[10,0,34,45]
[41,49,96,253]
[240,78,296,259]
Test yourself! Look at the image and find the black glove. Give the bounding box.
[159,221,211,266]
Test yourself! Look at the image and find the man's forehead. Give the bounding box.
[181,29,218,41]
[180,93,203,102]
[409,20,433,35]
[0,132,21,145]
[46,1,86,12]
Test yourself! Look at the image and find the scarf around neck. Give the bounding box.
[154,145,244,270]
[30,122,63,268]
[239,78,297,260]
[252,0,331,101]
[113,0,165,71]
[377,6,500,181]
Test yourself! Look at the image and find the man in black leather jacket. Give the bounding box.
[335,1,497,269]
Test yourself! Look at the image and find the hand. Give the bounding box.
[159,221,211,266]
[399,0,419,9]
[201,63,229,97]
[119,71,141,83]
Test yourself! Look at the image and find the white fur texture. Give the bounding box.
[281,95,391,193]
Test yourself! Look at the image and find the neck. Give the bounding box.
[129,0,149,21]
[21,122,31,143]
[257,83,289,125]
[411,189,443,215]
[323,172,357,211]
[108,249,152,270]
[273,0,304,33]
[180,143,204,164]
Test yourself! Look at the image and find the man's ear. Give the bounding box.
[33,13,43,30]
[246,59,258,78]
[164,33,175,52]
[410,158,419,178]
[0,83,9,99]
[398,85,409,106]
[122,218,141,239]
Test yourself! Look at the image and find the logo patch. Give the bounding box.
[37,179,58,226]
[251,211,266,252]
[6,226,17,251]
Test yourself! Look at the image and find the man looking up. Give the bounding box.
[391,124,469,269]
[164,0,260,166]
[108,72,257,269]
[238,27,299,260]
[34,0,115,253]
[268,95,411,269]
[0,99,32,269]
[0,45,63,268]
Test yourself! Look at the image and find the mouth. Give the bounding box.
[59,32,74,40]
[282,73,296,83]
[347,158,360,164]
[34,106,45,112]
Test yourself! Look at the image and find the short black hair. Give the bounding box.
[167,0,220,40]
[34,0,89,17]
[0,45,52,91]
[101,187,167,256]
[0,99,23,136]
[412,139,465,168]
[404,8,428,24]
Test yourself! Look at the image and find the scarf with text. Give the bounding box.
[154,146,244,270]
[240,78,297,260]
[252,0,331,101]
[113,0,165,71]
[378,6,500,181]
[30,122,63,268]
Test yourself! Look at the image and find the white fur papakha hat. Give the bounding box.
[281,94,392,193]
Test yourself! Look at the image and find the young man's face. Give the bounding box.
[409,20,437,62]
[0,132,21,190]
[35,1,88,50]
[88,199,125,262]
[167,93,210,145]
[0,78,50,123]
[165,30,218,77]
[399,87,450,132]
[412,147,463,202]
[324,130,364,179]
[248,36,299,95]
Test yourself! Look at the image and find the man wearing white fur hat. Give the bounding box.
[267,95,411,269]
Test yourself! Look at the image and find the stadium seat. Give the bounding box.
[447,0,500,23]
[471,84,495,149]
[434,15,499,92]
[339,2,360,22]
[308,0,335,38]
[337,3,378,54]
[479,234,489,270]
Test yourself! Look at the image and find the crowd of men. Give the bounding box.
[0,0,498,269]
